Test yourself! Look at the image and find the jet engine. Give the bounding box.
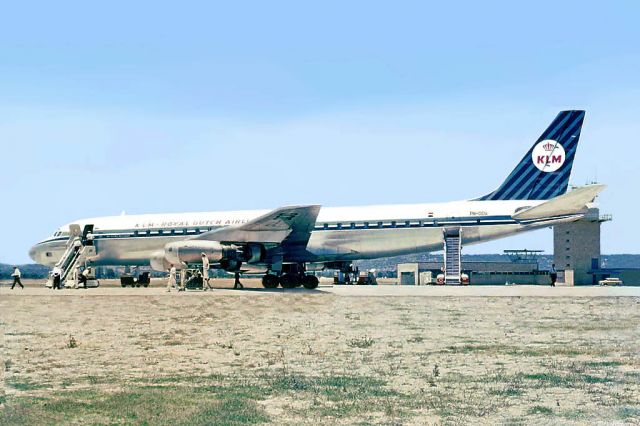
[242,243,265,263]
[150,250,172,272]
[164,240,239,265]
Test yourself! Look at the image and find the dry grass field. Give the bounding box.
[1,279,639,425]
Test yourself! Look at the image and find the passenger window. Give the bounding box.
[350,223,355,229]
[323,223,328,230]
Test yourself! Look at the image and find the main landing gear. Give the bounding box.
[261,273,319,290]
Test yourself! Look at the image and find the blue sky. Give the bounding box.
[1,1,639,264]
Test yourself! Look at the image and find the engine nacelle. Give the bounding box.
[242,243,265,264]
[164,240,239,265]
[150,250,172,272]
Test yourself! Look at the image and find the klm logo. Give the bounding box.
[531,140,565,172]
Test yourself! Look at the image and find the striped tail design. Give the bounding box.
[478,110,585,201]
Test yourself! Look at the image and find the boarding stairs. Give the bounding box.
[46,224,96,287]
[443,228,462,285]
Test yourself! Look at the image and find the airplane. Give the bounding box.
[29,110,605,289]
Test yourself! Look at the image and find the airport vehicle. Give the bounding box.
[357,270,378,285]
[30,110,605,289]
[599,277,622,286]
[120,272,151,288]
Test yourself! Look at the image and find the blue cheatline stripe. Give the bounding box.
[500,113,583,200]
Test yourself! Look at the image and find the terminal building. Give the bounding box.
[397,250,549,286]
[397,207,638,285]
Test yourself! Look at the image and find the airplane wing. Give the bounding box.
[512,184,606,222]
[193,205,321,245]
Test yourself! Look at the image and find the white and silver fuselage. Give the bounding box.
[29,199,570,268]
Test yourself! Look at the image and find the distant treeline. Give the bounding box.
[0,263,51,279]
[2,254,639,279]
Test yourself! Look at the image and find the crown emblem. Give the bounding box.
[542,141,556,151]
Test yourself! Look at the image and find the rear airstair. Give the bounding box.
[443,228,462,285]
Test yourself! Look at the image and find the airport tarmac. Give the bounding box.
[1,278,639,297]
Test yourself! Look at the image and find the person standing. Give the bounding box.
[167,264,176,292]
[11,266,23,289]
[550,264,557,287]
[201,253,213,291]
[52,271,62,290]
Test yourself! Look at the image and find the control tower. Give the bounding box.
[553,207,612,285]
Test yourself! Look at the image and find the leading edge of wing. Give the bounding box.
[194,205,322,244]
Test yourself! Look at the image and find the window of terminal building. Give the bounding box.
[566,264,571,268]
[566,239,570,243]
[566,255,571,260]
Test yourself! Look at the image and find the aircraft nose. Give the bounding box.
[28,245,39,263]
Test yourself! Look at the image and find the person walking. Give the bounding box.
[234,272,244,289]
[167,264,176,292]
[201,253,213,291]
[11,266,24,289]
[550,264,557,287]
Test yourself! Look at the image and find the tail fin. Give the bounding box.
[478,110,585,201]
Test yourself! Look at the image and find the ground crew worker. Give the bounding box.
[52,270,61,290]
[11,266,23,289]
[72,265,81,289]
[79,267,90,289]
[201,253,213,290]
[167,264,176,292]
[550,264,557,287]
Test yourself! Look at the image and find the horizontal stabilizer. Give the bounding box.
[195,205,321,244]
[512,184,606,221]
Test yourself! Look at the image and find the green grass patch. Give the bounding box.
[618,406,640,419]
[527,405,554,416]
[0,373,404,425]
[5,379,50,392]
[585,360,623,368]
[346,336,375,349]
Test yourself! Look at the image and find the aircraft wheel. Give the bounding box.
[262,274,279,289]
[280,274,297,289]
[302,275,319,290]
